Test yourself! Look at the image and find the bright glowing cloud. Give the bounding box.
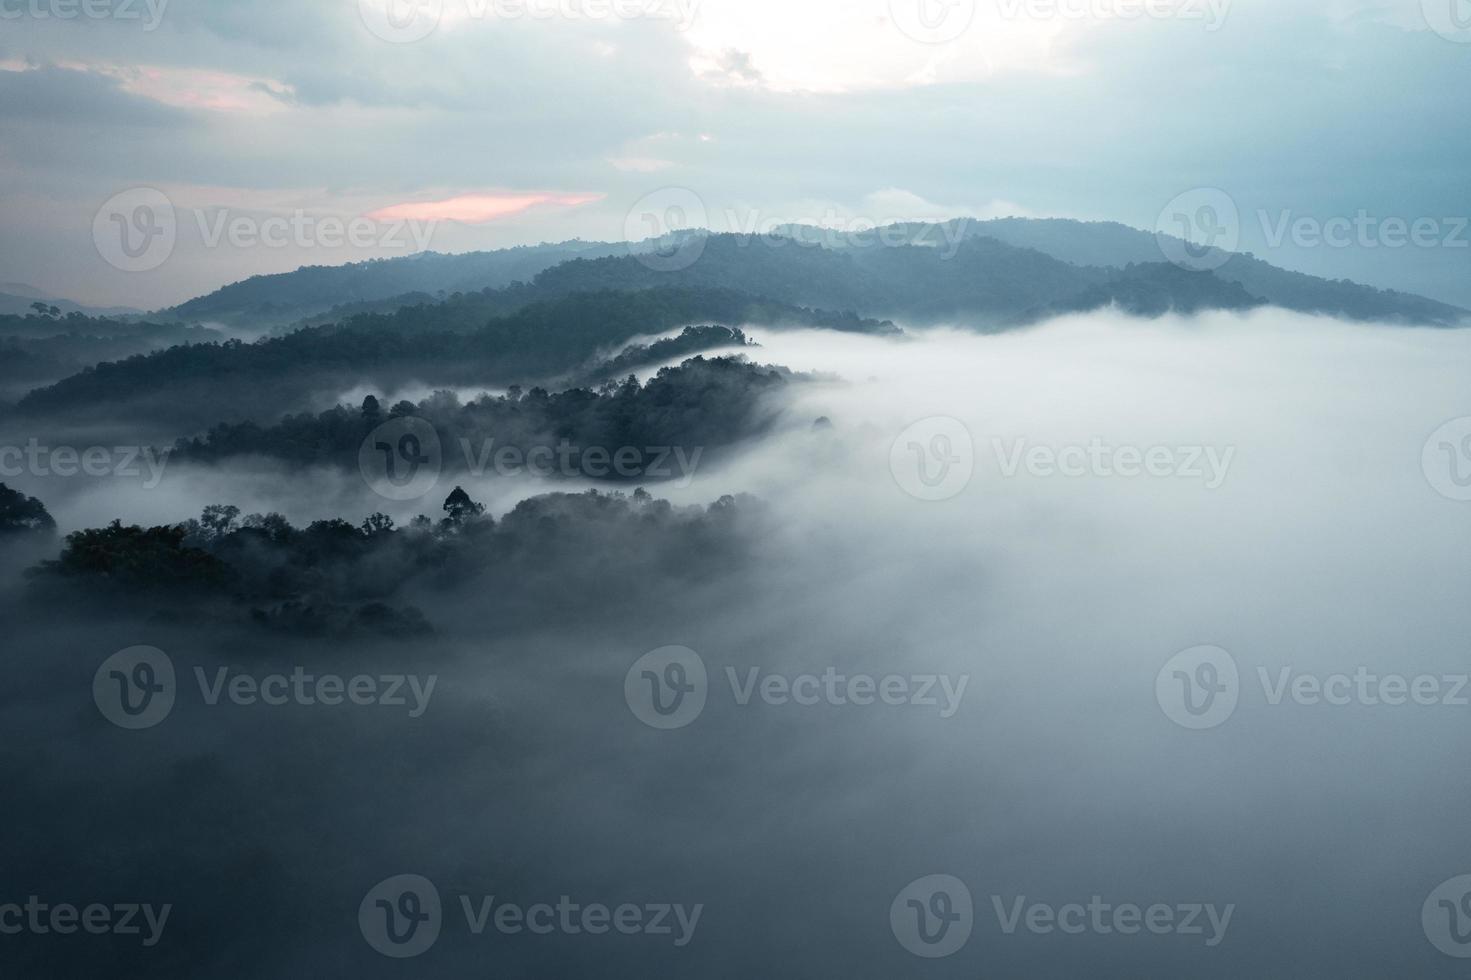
[366,192,605,223]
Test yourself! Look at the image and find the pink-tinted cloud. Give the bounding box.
[0,61,295,114]
[367,192,603,224]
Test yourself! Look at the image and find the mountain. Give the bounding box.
[0,311,221,402]
[0,283,142,318]
[16,287,894,426]
[521,229,1467,326]
[163,240,641,327]
[155,218,1468,333]
[937,219,1467,326]
[1025,262,1266,320]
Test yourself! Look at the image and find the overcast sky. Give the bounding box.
[2,0,1468,310]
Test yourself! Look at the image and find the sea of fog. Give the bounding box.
[5,308,1471,977]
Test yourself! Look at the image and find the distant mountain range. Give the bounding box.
[163,240,644,327]
[8,217,1465,426]
[0,283,142,319]
[157,218,1468,330]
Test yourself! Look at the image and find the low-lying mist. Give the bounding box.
[5,307,1470,978]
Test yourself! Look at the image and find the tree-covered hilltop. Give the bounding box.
[164,240,637,327]
[535,229,1468,327]
[523,233,1109,326]
[0,311,222,398]
[173,355,796,479]
[152,219,1469,337]
[0,483,55,536]
[915,218,1469,326]
[16,287,886,427]
[1019,263,1267,321]
[575,325,757,386]
[28,486,760,636]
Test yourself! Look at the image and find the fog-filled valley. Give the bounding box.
[6,2,1471,973]
[5,298,1471,977]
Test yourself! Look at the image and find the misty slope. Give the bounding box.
[1025,262,1266,320]
[164,240,634,326]
[152,219,1468,338]
[946,218,1467,325]
[175,355,792,476]
[313,226,1464,328]
[0,283,142,318]
[529,233,1110,326]
[16,287,885,426]
[0,312,222,401]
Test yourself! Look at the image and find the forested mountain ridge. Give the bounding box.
[165,239,640,326]
[15,288,883,426]
[156,219,1470,332]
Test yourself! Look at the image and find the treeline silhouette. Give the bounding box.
[172,355,795,478]
[28,486,759,637]
[17,288,882,425]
